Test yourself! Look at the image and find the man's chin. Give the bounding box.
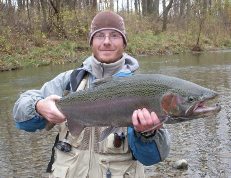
[96,53,122,63]
[98,55,114,63]
[99,58,114,63]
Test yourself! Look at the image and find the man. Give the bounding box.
[13,11,170,178]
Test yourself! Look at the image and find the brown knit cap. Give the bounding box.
[89,11,127,46]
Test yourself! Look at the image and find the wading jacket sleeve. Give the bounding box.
[12,54,170,164]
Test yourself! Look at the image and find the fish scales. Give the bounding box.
[60,76,168,102]
[56,74,221,137]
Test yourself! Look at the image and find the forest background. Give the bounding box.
[0,0,231,71]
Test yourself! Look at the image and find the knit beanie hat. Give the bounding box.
[89,11,127,46]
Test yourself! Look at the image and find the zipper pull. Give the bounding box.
[106,161,111,178]
[106,168,111,178]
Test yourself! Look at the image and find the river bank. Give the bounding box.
[1,30,231,72]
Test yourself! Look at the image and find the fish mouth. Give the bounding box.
[185,98,221,117]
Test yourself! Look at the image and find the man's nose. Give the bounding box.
[103,35,111,44]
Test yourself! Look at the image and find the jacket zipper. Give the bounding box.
[100,63,104,78]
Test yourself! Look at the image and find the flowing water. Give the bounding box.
[0,51,231,178]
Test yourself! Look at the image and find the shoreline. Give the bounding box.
[1,42,231,72]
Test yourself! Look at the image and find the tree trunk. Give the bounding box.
[180,0,186,17]
[40,0,49,33]
[186,0,191,16]
[17,0,23,11]
[92,0,97,11]
[26,0,32,30]
[127,0,129,13]
[147,0,153,14]
[142,0,147,16]
[162,0,173,31]
[48,0,67,38]
[153,0,159,17]
[110,0,114,10]
[134,0,138,13]
[138,0,141,14]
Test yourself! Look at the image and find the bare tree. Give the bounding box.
[162,0,174,31]
[134,0,142,14]
[17,0,24,11]
[48,0,67,38]
[134,0,138,13]
[92,0,97,10]
[153,0,159,17]
[192,0,207,51]
[40,0,49,33]
[186,0,191,16]
[142,0,147,16]
[179,0,187,17]
[127,0,129,13]
[110,0,114,10]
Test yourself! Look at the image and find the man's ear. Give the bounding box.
[123,43,126,49]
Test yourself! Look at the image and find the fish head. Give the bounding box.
[160,86,221,120]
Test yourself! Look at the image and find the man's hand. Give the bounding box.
[36,95,66,124]
[132,108,163,132]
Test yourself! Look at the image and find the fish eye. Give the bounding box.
[188,96,195,102]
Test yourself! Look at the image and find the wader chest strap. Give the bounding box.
[46,133,59,173]
[68,68,88,92]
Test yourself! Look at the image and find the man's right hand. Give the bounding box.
[36,95,66,124]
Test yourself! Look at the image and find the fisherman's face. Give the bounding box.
[91,30,125,63]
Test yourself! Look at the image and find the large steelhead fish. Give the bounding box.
[56,74,221,137]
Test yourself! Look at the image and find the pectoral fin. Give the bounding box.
[66,118,85,137]
[45,121,55,131]
[140,116,170,133]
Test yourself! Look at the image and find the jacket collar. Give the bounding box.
[82,53,139,79]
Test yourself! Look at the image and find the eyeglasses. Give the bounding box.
[94,32,122,41]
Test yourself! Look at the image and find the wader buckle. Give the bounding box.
[56,131,72,152]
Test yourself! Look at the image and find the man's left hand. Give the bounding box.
[132,108,163,132]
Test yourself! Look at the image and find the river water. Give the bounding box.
[0,51,231,178]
